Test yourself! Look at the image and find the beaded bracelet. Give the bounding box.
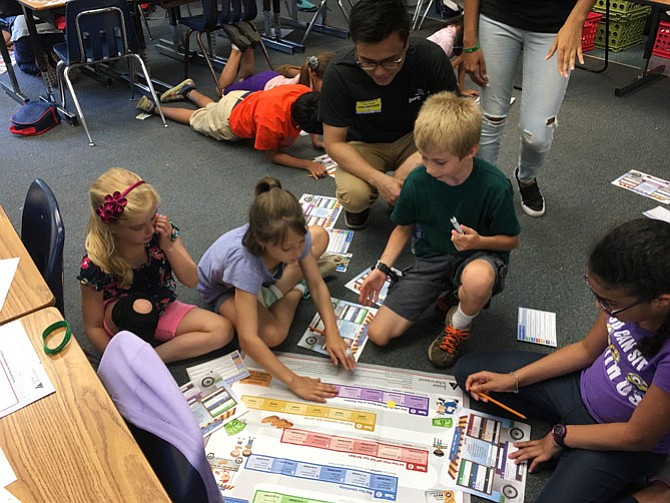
[463,44,480,54]
[509,371,520,393]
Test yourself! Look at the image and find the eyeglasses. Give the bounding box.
[356,54,404,72]
[584,274,650,317]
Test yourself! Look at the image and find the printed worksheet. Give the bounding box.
[297,298,377,361]
[300,194,343,230]
[0,319,55,418]
[344,267,395,307]
[205,354,485,503]
[611,170,670,204]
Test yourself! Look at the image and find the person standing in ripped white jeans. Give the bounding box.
[462,0,597,217]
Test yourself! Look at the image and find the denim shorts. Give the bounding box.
[382,252,508,322]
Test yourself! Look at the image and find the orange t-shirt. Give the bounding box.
[229,84,310,151]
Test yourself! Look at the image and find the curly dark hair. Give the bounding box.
[588,218,670,356]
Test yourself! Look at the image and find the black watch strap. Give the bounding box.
[551,423,567,448]
[373,260,399,281]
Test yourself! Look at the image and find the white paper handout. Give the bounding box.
[643,206,670,223]
[0,319,55,418]
[297,298,377,361]
[0,258,19,313]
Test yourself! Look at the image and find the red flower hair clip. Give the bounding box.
[96,180,146,224]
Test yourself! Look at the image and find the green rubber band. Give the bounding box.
[42,320,72,355]
[463,44,480,53]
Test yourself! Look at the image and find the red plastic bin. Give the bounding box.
[582,11,603,52]
[652,21,670,59]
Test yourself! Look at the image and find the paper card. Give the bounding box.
[344,267,395,306]
[186,350,250,387]
[135,112,152,120]
[611,169,670,204]
[297,298,377,361]
[299,194,342,230]
[181,376,249,438]
[313,153,337,178]
[327,228,354,254]
[517,307,557,347]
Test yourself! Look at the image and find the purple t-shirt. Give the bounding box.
[581,317,670,453]
[197,224,311,306]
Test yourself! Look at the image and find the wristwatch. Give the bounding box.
[551,423,567,448]
[373,260,399,281]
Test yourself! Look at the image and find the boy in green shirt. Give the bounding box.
[359,92,520,368]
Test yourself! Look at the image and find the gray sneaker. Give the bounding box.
[428,306,471,368]
[160,78,195,103]
[136,96,156,114]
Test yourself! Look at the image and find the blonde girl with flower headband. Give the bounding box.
[79,167,233,362]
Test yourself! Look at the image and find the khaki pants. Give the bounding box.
[188,90,248,141]
[335,132,417,213]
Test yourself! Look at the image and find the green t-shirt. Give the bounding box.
[391,158,520,264]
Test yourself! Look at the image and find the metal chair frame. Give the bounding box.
[54,1,167,146]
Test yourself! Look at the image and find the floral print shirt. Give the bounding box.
[78,225,179,313]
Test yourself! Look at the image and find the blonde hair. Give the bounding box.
[414,92,482,159]
[242,177,307,256]
[85,167,160,287]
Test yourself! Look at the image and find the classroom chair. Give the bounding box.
[21,179,65,316]
[97,331,223,503]
[52,0,167,146]
[179,0,273,97]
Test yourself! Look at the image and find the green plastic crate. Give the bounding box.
[593,8,650,52]
[593,0,651,18]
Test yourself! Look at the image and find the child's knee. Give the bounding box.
[309,225,329,255]
[209,315,235,345]
[261,324,289,348]
[459,261,496,301]
[367,320,392,347]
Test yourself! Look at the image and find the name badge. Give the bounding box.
[356,98,382,115]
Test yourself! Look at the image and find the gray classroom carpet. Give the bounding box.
[1,6,669,501]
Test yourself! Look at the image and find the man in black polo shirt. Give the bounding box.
[319,0,458,229]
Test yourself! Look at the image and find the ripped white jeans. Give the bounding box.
[477,14,571,183]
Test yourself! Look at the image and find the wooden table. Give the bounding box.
[0,307,170,502]
[0,205,54,325]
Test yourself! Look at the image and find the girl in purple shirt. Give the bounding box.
[455,218,670,501]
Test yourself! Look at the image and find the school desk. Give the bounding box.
[0,204,54,326]
[614,0,670,96]
[0,307,171,502]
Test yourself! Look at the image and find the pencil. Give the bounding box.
[477,392,527,420]
[309,325,326,336]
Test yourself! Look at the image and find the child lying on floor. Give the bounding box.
[137,83,327,179]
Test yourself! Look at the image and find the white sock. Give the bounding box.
[231,43,241,53]
[268,284,283,301]
[292,281,307,296]
[451,304,476,330]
